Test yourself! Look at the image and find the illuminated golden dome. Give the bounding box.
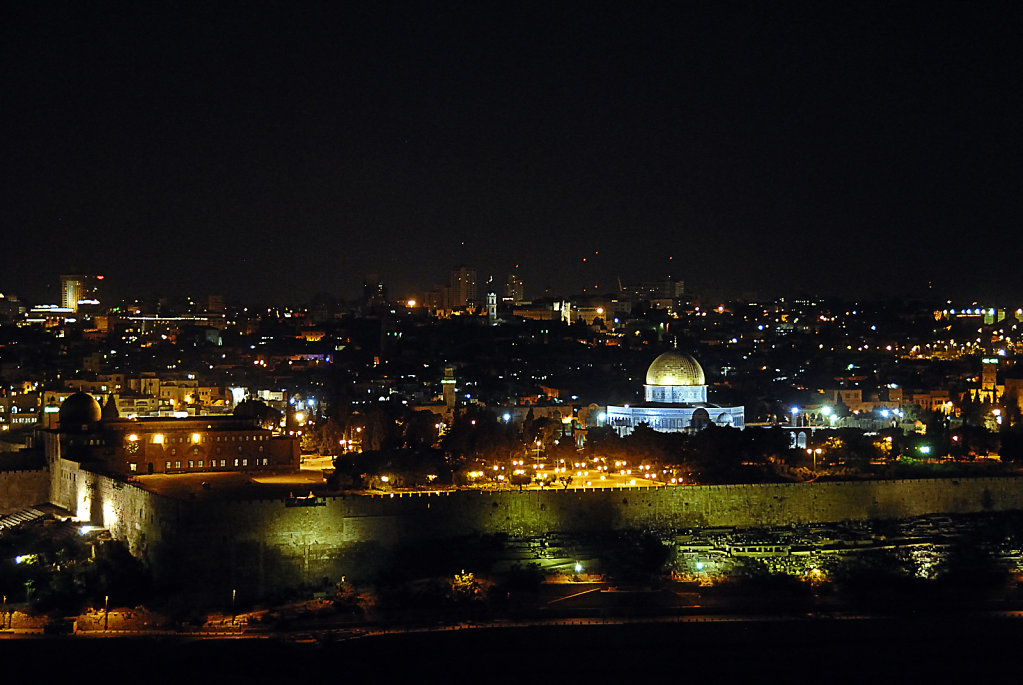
[645,352,705,387]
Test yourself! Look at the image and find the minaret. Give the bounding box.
[486,292,497,325]
[442,367,456,408]
[101,393,120,420]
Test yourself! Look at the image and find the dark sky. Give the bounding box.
[3,1,1022,305]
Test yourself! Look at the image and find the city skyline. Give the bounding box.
[4,2,1022,303]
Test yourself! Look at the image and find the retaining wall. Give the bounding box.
[47,467,1023,598]
[0,469,50,514]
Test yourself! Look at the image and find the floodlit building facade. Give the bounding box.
[43,392,299,477]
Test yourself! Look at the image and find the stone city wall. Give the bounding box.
[48,458,167,558]
[144,476,1023,597]
[0,469,50,514]
[51,470,1023,598]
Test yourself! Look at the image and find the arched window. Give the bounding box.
[690,408,710,430]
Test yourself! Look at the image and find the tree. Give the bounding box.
[232,399,282,430]
[442,407,517,461]
[400,411,441,449]
[999,428,1023,463]
[583,426,626,460]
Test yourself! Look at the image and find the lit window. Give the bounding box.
[198,460,203,467]
[188,460,194,468]
[165,461,171,469]
[129,463,137,472]
[234,458,239,467]
[242,459,247,466]
[220,460,226,467]
[191,433,201,443]
[174,461,181,468]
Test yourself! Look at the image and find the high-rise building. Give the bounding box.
[362,274,387,308]
[621,277,684,301]
[0,293,25,321]
[449,266,477,309]
[504,273,525,303]
[60,274,103,312]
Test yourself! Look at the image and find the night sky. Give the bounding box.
[3,2,1022,305]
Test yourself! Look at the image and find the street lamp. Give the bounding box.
[104,594,109,631]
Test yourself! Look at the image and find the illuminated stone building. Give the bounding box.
[44,392,299,477]
[605,351,745,436]
[0,390,41,430]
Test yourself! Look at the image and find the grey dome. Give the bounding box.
[58,392,102,431]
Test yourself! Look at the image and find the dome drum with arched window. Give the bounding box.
[644,352,708,404]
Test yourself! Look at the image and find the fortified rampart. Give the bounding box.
[0,468,49,513]
[42,463,1023,599]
